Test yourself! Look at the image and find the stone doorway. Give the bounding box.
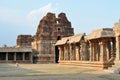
[55,46,59,63]
[55,36,61,63]
[33,56,38,64]
[0,53,6,60]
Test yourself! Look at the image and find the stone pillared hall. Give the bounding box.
[0,12,120,69]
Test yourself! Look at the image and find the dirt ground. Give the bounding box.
[0,63,119,80]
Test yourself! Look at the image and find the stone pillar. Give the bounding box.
[73,43,76,60]
[30,52,33,63]
[64,45,69,61]
[69,44,72,61]
[58,47,62,61]
[95,42,99,61]
[62,47,64,60]
[106,39,111,60]
[112,38,116,51]
[71,44,74,60]
[14,52,16,61]
[66,45,69,60]
[92,43,95,61]
[79,44,82,61]
[84,42,89,61]
[116,36,120,60]
[64,46,66,60]
[99,41,106,62]
[23,53,25,61]
[68,45,70,61]
[76,46,80,61]
[93,42,99,61]
[6,52,8,61]
[89,42,93,61]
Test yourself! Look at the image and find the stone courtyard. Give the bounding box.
[0,63,119,80]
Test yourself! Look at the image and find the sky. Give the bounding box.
[0,0,120,46]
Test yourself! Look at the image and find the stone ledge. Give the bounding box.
[59,61,109,69]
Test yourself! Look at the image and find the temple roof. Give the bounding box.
[86,28,115,40]
[55,33,85,46]
[68,33,85,43]
[0,46,32,52]
[55,37,69,46]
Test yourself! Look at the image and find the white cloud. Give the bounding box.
[26,3,52,26]
[28,3,52,17]
[0,3,60,28]
[26,3,59,27]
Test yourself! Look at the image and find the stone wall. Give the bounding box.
[0,47,33,63]
[17,35,33,47]
[35,12,74,41]
[32,12,74,63]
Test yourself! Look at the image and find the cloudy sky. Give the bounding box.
[0,0,120,46]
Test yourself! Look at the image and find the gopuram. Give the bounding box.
[32,13,74,63]
[0,12,120,69]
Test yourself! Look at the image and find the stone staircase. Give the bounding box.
[104,61,120,73]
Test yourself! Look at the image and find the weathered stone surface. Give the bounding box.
[32,12,74,63]
[35,12,74,41]
[113,20,120,61]
[17,35,33,47]
[114,68,120,74]
[0,46,33,63]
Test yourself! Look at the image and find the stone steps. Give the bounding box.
[109,62,120,69]
[105,61,120,73]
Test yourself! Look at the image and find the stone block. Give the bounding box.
[114,68,120,74]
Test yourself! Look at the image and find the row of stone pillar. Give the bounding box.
[89,42,100,61]
[89,38,115,62]
[58,42,89,61]
[4,52,32,61]
[58,38,116,63]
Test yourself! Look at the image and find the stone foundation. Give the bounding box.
[0,60,32,63]
[37,55,55,64]
[59,61,114,69]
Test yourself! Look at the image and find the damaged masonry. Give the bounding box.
[0,12,120,69]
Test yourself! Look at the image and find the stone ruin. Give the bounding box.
[17,35,33,47]
[35,12,74,41]
[32,12,74,63]
[1,12,120,70]
[16,12,74,63]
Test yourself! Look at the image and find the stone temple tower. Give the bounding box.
[32,12,74,63]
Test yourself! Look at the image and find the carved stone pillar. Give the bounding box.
[99,41,106,62]
[23,53,25,61]
[58,47,62,61]
[64,46,67,60]
[69,44,72,61]
[80,43,83,60]
[106,40,111,60]
[116,36,120,60]
[14,52,16,61]
[62,47,64,60]
[73,43,76,60]
[6,52,8,61]
[66,45,69,60]
[76,46,80,61]
[71,44,74,60]
[95,42,100,61]
[30,53,33,63]
[92,43,95,61]
[89,42,93,61]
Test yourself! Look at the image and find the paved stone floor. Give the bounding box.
[0,64,119,80]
